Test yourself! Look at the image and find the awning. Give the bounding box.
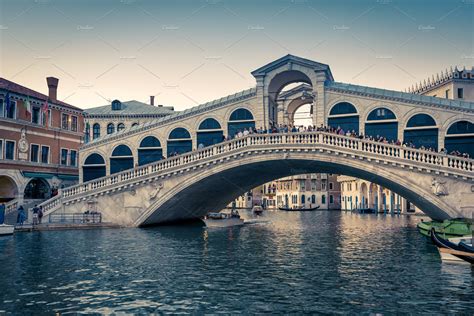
[21,171,78,181]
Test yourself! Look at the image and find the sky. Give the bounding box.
[0,0,473,111]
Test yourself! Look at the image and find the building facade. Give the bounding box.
[0,77,84,209]
[83,96,174,143]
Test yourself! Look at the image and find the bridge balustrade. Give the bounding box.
[39,131,474,215]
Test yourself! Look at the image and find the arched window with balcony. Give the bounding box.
[228,108,255,137]
[197,118,223,147]
[365,107,398,141]
[83,153,106,182]
[328,102,359,133]
[110,144,134,174]
[138,136,163,166]
[167,127,192,156]
[445,120,474,157]
[403,114,438,150]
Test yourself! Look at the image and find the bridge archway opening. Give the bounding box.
[228,109,255,137]
[24,178,50,200]
[0,176,18,202]
[83,153,106,182]
[197,118,223,147]
[110,145,134,174]
[138,136,163,166]
[141,154,457,226]
[167,128,192,156]
[328,102,359,133]
[404,114,438,150]
[365,108,398,141]
[268,70,313,127]
[445,120,474,157]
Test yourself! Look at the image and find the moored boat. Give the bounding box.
[278,205,320,212]
[430,228,474,264]
[417,218,471,239]
[202,211,244,228]
[0,224,14,236]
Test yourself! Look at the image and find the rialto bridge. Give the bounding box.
[39,55,474,226]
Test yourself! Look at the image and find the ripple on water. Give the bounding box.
[1,212,473,314]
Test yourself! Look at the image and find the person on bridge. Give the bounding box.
[32,205,39,225]
[16,205,26,226]
[38,206,44,224]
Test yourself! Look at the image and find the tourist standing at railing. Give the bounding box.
[38,206,44,224]
[16,206,26,226]
[32,205,39,225]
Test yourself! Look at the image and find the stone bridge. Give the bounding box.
[40,132,474,226]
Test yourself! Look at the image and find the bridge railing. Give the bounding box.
[39,131,474,214]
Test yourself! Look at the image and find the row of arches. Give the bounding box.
[86,122,140,141]
[327,102,474,156]
[83,109,256,181]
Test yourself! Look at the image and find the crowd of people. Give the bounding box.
[228,123,470,159]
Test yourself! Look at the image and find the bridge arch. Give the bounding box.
[404,113,438,150]
[110,144,134,174]
[444,120,474,157]
[364,107,398,141]
[167,127,192,156]
[138,151,459,226]
[197,118,223,147]
[327,101,359,133]
[83,153,106,182]
[138,136,163,166]
[227,108,255,137]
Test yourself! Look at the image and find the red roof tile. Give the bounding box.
[0,77,83,112]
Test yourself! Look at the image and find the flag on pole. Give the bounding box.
[24,96,31,115]
[42,99,49,128]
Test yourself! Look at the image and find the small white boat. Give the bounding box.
[0,224,14,236]
[438,236,472,263]
[252,205,263,215]
[202,212,244,228]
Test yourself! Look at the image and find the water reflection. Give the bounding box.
[0,211,473,314]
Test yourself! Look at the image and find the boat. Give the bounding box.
[0,224,14,236]
[202,211,244,228]
[417,218,471,239]
[252,205,263,215]
[278,205,320,212]
[430,228,474,264]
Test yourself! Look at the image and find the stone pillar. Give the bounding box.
[401,197,407,213]
[313,72,326,127]
[254,76,266,130]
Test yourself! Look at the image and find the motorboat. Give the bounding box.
[278,205,320,212]
[0,224,14,236]
[202,211,244,228]
[430,228,474,264]
[252,205,263,215]
[417,218,471,239]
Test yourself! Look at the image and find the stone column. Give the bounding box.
[313,72,326,127]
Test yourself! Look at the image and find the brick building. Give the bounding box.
[0,77,84,211]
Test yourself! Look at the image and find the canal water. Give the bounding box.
[0,211,473,314]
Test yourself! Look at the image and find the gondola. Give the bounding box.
[430,228,474,264]
[278,205,320,212]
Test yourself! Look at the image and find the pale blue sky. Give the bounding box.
[1,0,473,110]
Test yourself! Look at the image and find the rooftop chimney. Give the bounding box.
[150,95,155,106]
[46,77,59,101]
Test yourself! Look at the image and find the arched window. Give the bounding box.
[107,123,115,134]
[110,145,134,174]
[311,195,316,204]
[228,108,255,137]
[138,136,163,166]
[197,118,223,147]
[117,123,125,132]
[83,153,106,182]
[84,122,90,143]
[301,194,305,204]
[328,102,359,133]
[167,128,192,156]
[445,120,474,157]
[92,123,101,140]
[365,107,398,141]
[321,195,326,204]
[404,114,438,150]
